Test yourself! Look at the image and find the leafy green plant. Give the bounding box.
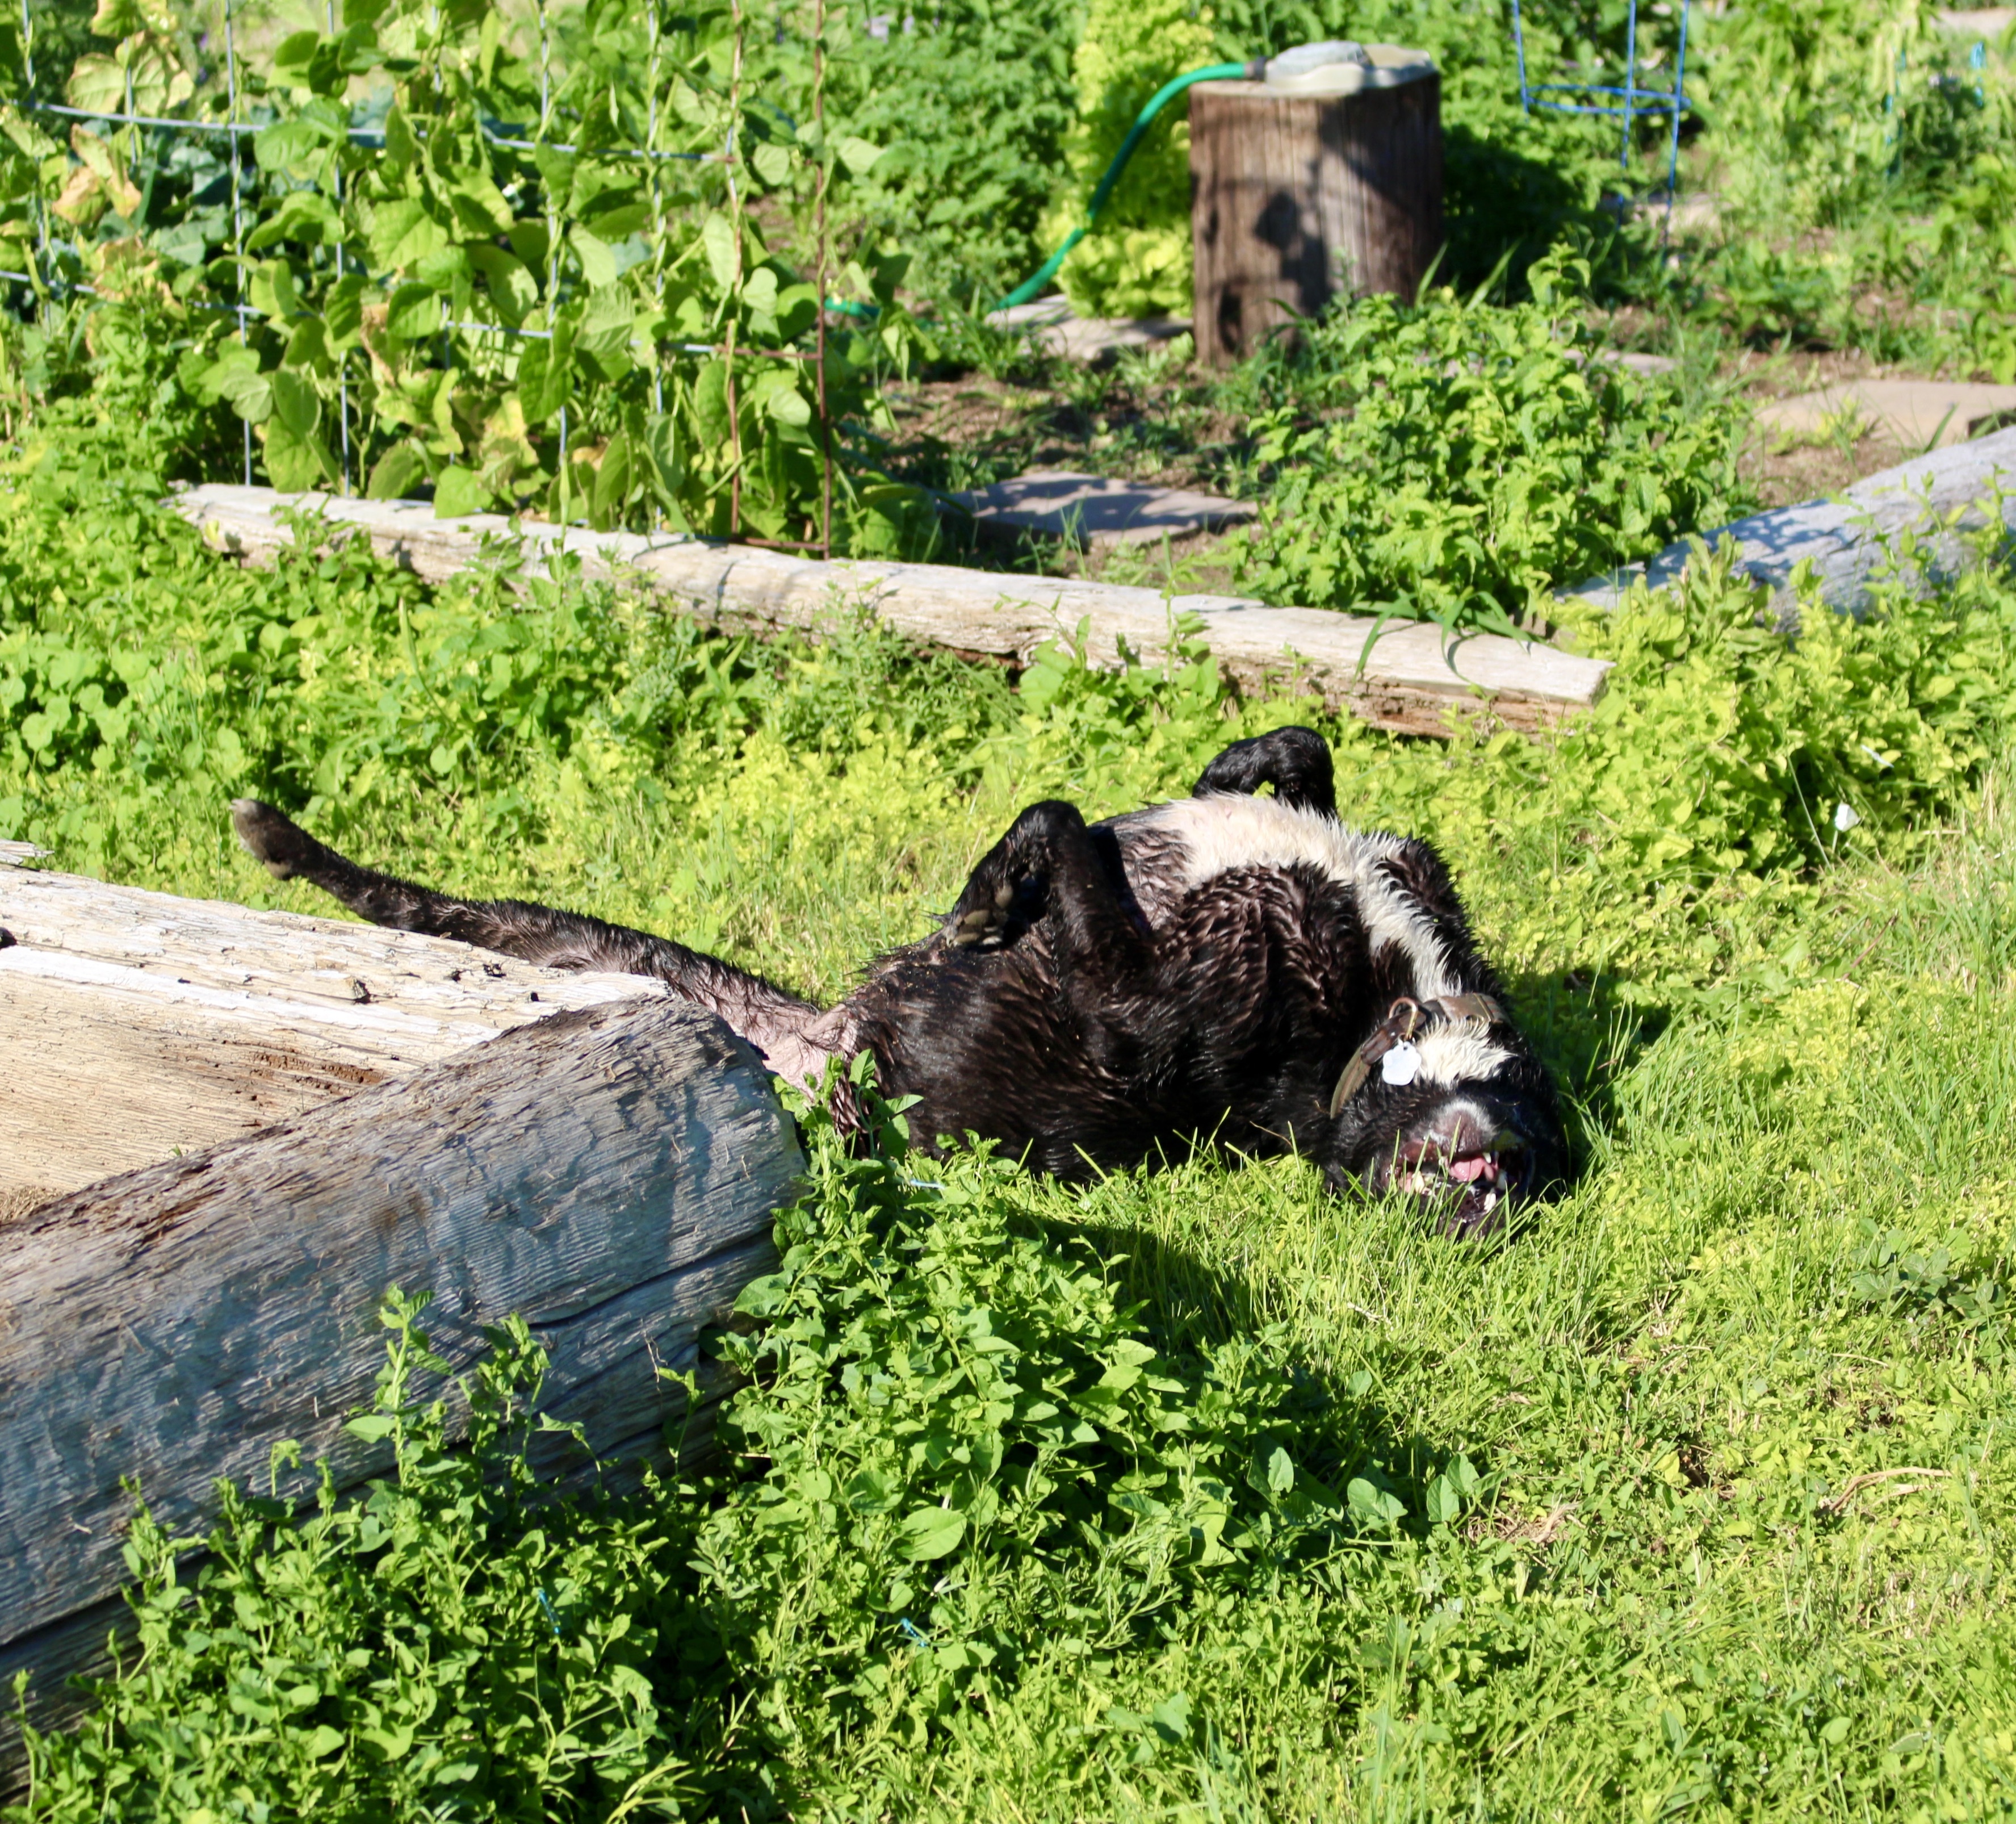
[3,402,2013,999]
[15,1290,694,1820]
[1230,251,1750,637]
[790,0,1086,311]
[0,0,941,552]
[1041,0,1213,319]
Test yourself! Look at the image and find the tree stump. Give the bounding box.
[0,992,803,1775]
[1189,56,1443,365]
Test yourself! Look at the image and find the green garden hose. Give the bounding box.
[991,59,1254,312]
[830,44,1374,319]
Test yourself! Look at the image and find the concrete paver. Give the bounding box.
[1757,379,2016,451]
[947,470,1255,548]
[1938,8,2014,39]
[988,299,1193,363]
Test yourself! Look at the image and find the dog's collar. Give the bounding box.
[1328,993,1505,1117]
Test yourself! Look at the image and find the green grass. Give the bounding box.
[9,413,2016,1815]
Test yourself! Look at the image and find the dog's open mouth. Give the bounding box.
[1392,1138,1529,1232]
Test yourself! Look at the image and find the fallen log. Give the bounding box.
[0,993,803,1772]
[173,485,1614,737]
[0,854,653,1199]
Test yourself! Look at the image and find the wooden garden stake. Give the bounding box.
[815,0,832,560]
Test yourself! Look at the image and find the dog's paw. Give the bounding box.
[230,799,324,881]
[949,877,1019,950]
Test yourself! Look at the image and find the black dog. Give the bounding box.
[232,727,1565,1233]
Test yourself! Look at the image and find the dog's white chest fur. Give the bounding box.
[1131,794,1515,1087]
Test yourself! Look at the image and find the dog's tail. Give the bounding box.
[230,799,835,1085]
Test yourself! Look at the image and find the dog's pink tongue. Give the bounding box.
[1447,1154,1494,1184]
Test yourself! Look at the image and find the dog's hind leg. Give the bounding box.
[1193,726,1336,815]
[230,798,833,1087]
[945,800,1150,978]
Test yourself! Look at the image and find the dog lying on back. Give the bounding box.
[233,726,1566,1234]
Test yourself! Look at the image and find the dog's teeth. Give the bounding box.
[950,931,978,948]
[994,882,1015,909]
[959,909,993,931]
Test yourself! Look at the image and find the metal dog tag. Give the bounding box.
[1381,1041,1420,1087]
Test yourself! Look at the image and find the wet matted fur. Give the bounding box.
[233,727,1566,1233]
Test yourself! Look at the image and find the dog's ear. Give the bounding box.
[1192,727,1335,816]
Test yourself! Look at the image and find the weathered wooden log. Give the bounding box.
[1189,55,1443,364]
[0,856,653,1199]
[1562,422,2016,622]
[172,486,1614,737]
[0,994,803,1769]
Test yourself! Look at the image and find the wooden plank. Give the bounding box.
[0,859,656,1197]
[0,994,801,1763]
[1189,70,1441,364]
[172,486,1612,737]
[1564,424,2016,618]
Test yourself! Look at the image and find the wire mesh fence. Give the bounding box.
[0,0,888,557]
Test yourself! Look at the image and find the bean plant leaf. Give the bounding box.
[88,0,152,35]
[219,365,273,425]
[701,211,737,292]
[589,433,632,528]
[383,101,417,175]
[264,415,336,491]
[254,105,346,174]
[324,273,366,346]
[691,357,731,447]
[367,441,425,500]
[65,55,128,118]
[385,281,442,342]
[271,30,325,88]
[433,464,493,517]
[516,315,576,424]
[572,232,617,296]
[368,198,449,272]
[270,367,320,438]
[764,381,810,430]
[898,1505,966,1562]
[468,245,536,327]
[246,189,341,251]
[450,172,513,237]
[836,135,886,175]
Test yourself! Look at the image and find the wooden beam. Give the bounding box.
[0,857,657,1199]
[0,994,800,1767]
[172,486,1613,737]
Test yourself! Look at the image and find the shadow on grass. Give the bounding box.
[1029,1206,1476,1546]
[1504,962,1674,1174]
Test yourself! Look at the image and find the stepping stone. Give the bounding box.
[1758,379,2016,450]
[947,470,1256,547]
[1938,8,2013,39]
[988,299,1192,364]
